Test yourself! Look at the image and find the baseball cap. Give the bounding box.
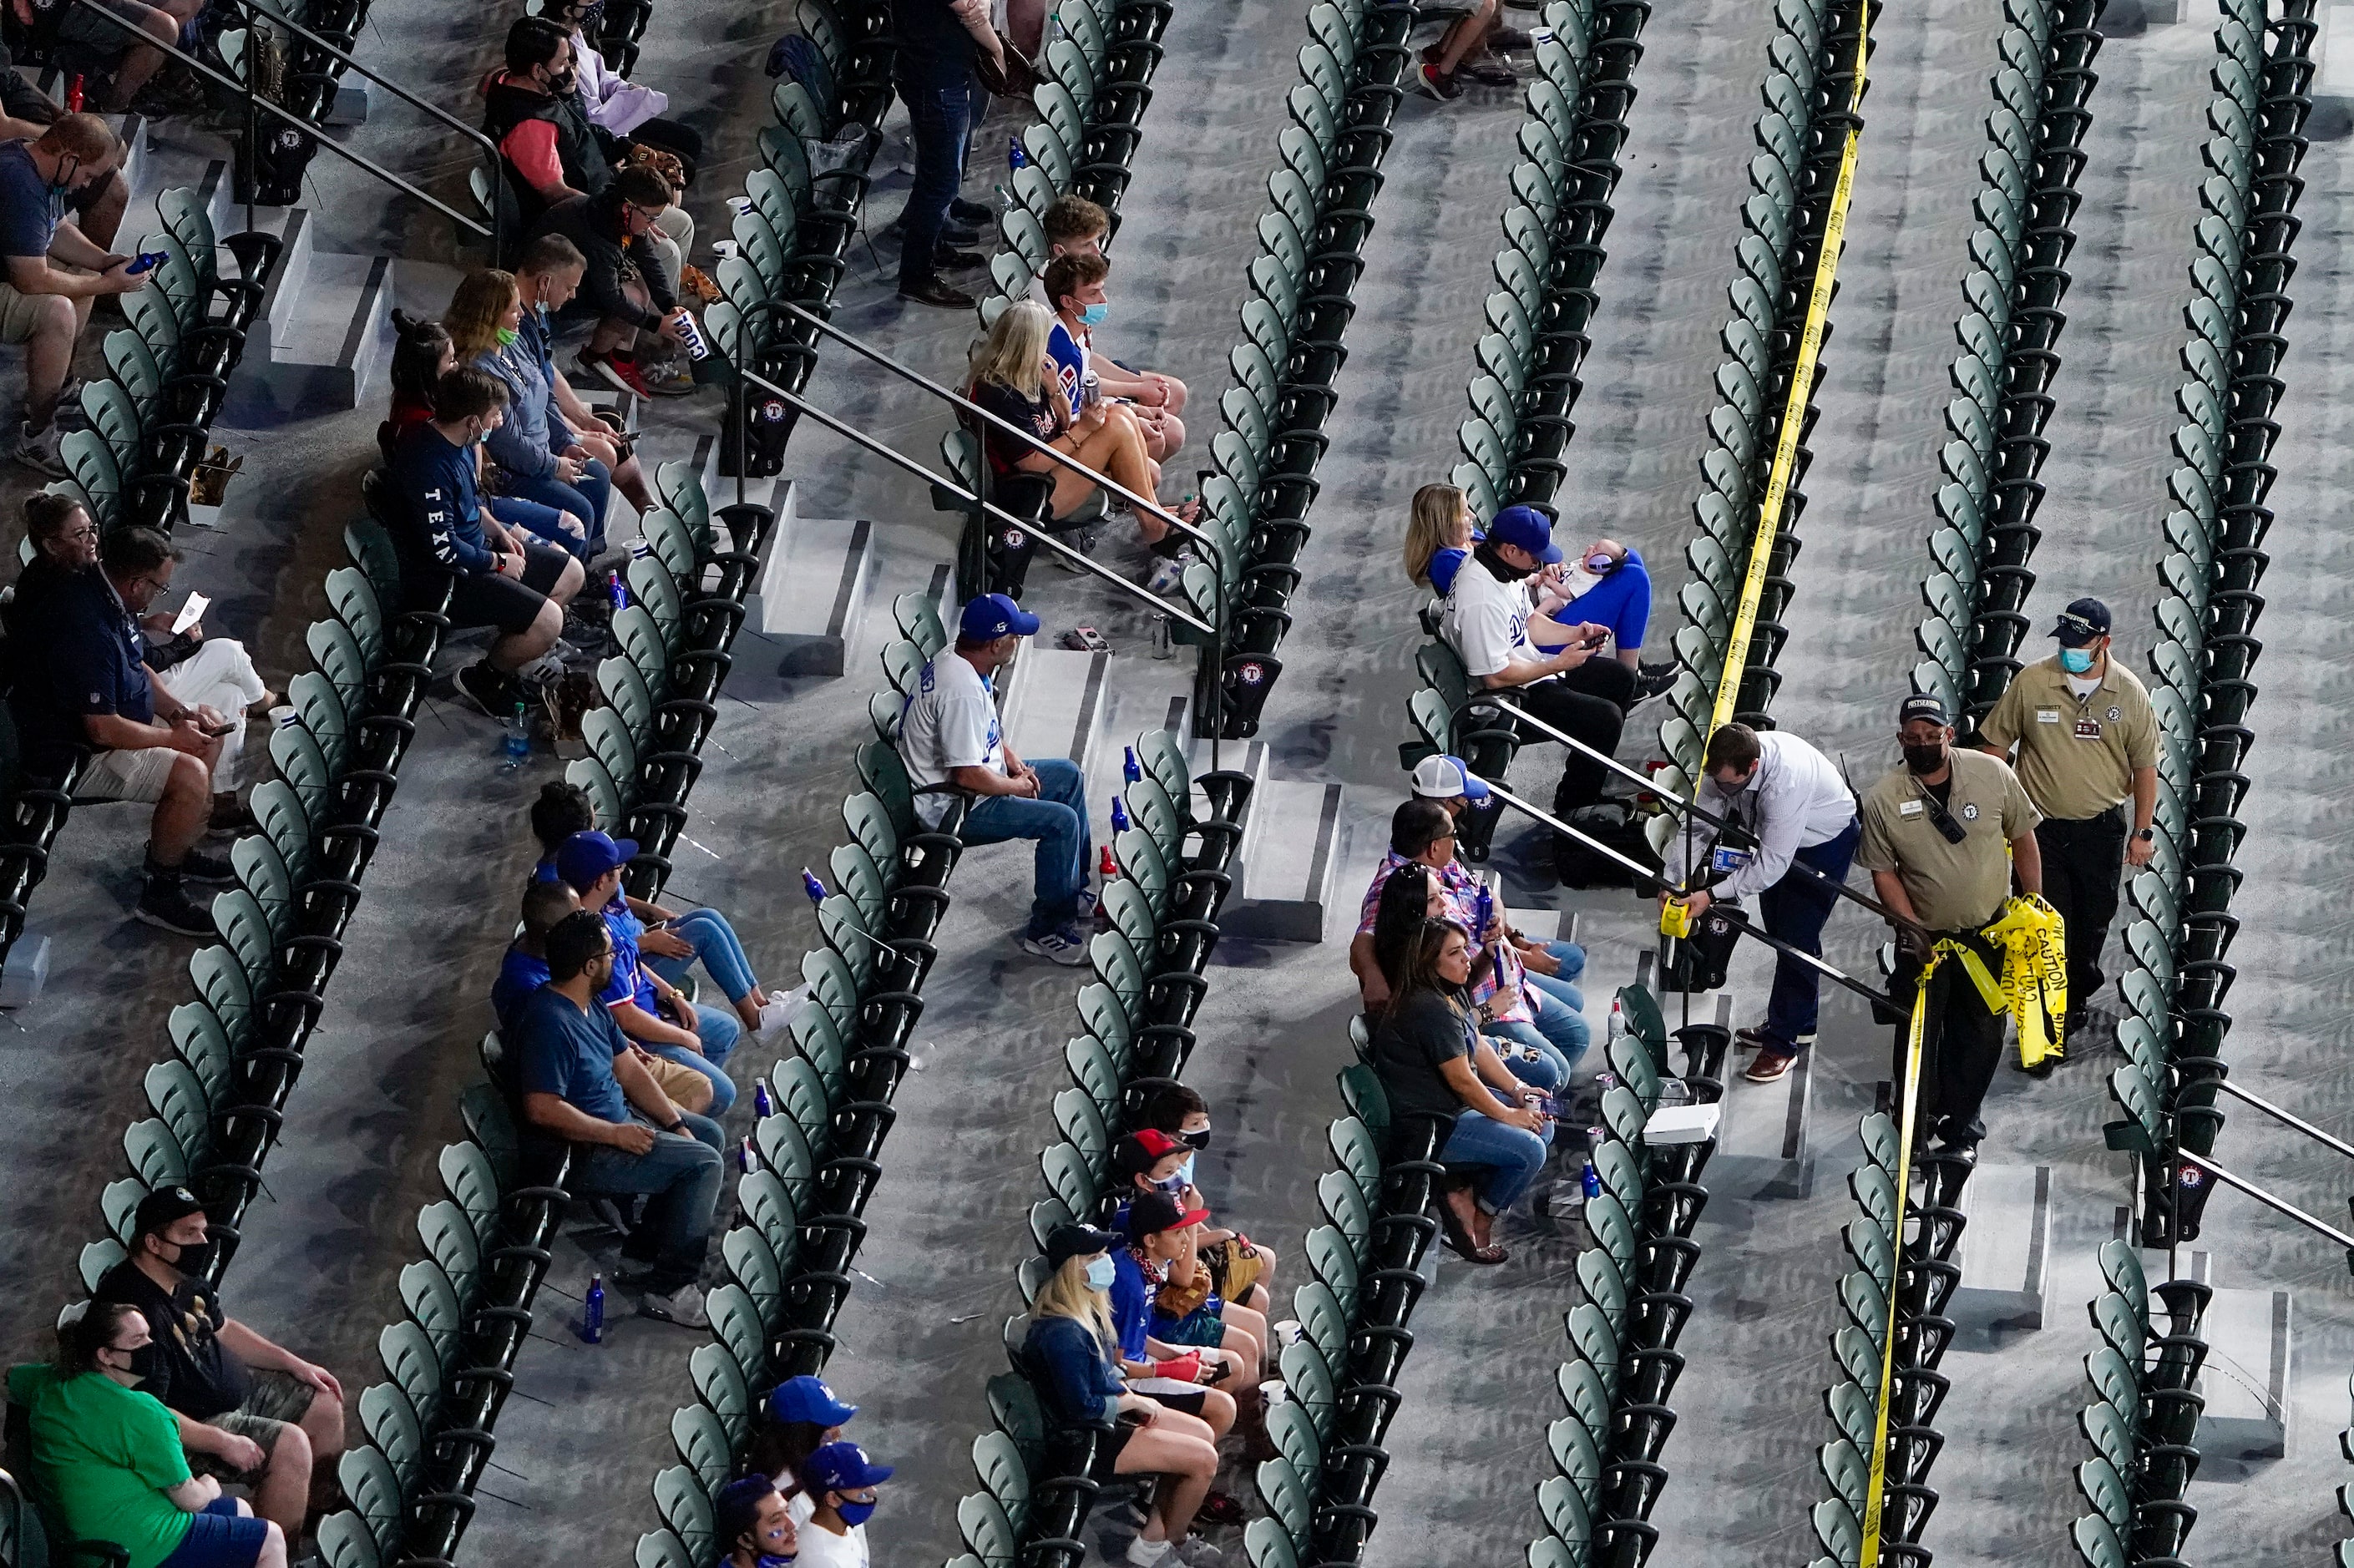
[1410,754,1490,802]
[2051,598,2111,646]
[1486,504,1562,565]
[1111,1127,1184,1177]
[554,829,638,891]
[1897,694,1950,728]
[1044,1222,1122,1271]
[766,1374,858,1429]
[132,1186,206,1240]
[1126,1189,1211,1240]
[802,1440,894,1497]
[958,592,1040,644]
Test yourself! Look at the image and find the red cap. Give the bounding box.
[1130,1128,1182,1158]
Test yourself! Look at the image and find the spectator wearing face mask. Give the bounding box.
[1040,251,1187,464]
[1108,1191,1268,1465]
[9,1302,288,1568]
[91,1187,346,1539]
[713,1474,800,1568]
[746,1373,857,1525]
[1023,1225,1226,1568]
[792,1442,893,1568]
[386,366,586,714]
[1133,1083,1277,1317]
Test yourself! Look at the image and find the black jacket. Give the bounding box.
[482,71,613,229]
[529,187,674,332]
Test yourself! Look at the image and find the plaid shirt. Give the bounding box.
[1357,851,1528,1023]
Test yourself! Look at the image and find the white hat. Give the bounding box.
[1410,754,1490,802]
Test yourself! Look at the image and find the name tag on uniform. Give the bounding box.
[2036,708,2060,724]
[2075,719,2102,740]
[1898,800,1923,817]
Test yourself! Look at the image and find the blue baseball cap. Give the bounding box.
[2050,598,2111,646]
[554,829,637,891]
[1410,754,1490,803]
[1488,504,1562,565]
[959,593,1040,644]
[802,1440,894,1496]
[766,1375,858,1429]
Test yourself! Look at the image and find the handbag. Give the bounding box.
[975,33,1040,98]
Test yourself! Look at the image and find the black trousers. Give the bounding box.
[1890,931,2006,1148]
[2036,806,2127,1009]
[1515,658,1638,817]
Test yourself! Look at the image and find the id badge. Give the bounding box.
[2074,718,2102,740]
[1710,844,1753,875]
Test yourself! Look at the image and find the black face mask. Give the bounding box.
[1473,541,1535,582]
[104,1343,159,1382]
[1180,1127,1211,1151]
[548,68,579,95]
[167,1237,217,1277]
[1901,743,1947,776]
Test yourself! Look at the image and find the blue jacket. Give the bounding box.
[388,422,494,574]
[474,311,574,483]
[1023,1313,1123,1428]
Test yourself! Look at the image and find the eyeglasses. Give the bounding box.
[131,574,171,595]
[60,524,96,542]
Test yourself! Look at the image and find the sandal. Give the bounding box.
[1435,1191,1509,1265]
[1197,1490,1246,1526]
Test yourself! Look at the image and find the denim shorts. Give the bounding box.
[158,1497,269,1568]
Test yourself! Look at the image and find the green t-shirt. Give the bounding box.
[7,1363,195,1568]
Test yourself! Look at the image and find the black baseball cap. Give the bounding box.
[1125,1190,1211,1240]
[1044,1222,1121,1272]
[132,1186,206,1240]
[1897,694,1949,728]
[2051,598,2111,647]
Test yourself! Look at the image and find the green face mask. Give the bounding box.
[496,327,520,347]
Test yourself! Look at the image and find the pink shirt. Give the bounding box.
[1357,851,1528,1023]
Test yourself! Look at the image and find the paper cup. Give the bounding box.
[1271,1319,1304,1348]
[1259,1379,1289,1407]
[268,705,296,729]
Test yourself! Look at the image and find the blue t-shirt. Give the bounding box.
[514,984,630,1123]
[1045,320,1087,407]
[598,902,661,1014]
[388,422,494,576]
[1571,548,1653,653]
[530,857,560,883]
[18,570,154,773]
[490,945,551,1035]
[1107,1248,1155,1363]
[0,139,61,261]
[1427,542,1472,596]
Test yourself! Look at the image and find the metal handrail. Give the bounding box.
[2176,1150,2354,1258]
[777,299,1215,554]
[731,362,1216,640]
[240,0,504,259]
[63,0,494,255]
[1482,777,1898,1012]
[1485,689,1923,932]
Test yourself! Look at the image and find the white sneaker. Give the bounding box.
[639,1282,709,1328]
[14,418,67,479]
[1124,1537,1177,1568]
[756,984,813,1039]
[1018,928,1091,966]
[1172,1538,1224,1568]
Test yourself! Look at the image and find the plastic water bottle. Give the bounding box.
[1606,997,1627,1048]
[801,868,827,907]
[737,1136,756,1173]
[1111,797,1131,835]
[65,73,84,113]
[1124,746,1142,784]
[754,1080,774,1120]
[1582,1159,1602,1201]
[609,574,630,614]
[500,701,529,771]
[1008,135,1028,174]
[580,1274,605,1343]
[1099,845,1117,877]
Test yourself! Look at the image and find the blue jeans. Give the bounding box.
[490,494,592,562]
[504,461,612,559]
[1443,1105,1554,1215]
[960,756,1093,938]
[895,72,975,289]
[645,1001,742,1114]
[1481,1022,1569,1093]
[574,1108,725,1293]
[645,907,760,1006]
[1757,816,1862,1050]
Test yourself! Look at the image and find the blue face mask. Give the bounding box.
[1078,301,1110,326]
[1175,1154,1196,1186]
[1084,1255,1116,1291]
[757,1555,795,1568]
[836,1499,878,1528]
[2059,646,2096,675]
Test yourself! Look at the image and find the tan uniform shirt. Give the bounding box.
[1977,655,2159,822]
[1855,750,2041,932]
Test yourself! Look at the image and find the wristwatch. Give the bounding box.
[2134,827,2154,842]
[661,1119,686,1135]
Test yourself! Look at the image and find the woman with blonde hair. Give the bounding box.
[1404,482,1476,593]
[1023,1224,1224,1568]
[448,268,609,561]
[965,301,1200,591]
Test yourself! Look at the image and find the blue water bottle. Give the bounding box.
[1111,797,1131,835]
[754,1080,774,1120]
[801,868,828,908]
[610,574,630,613]
[1123,746,1142,784]
[580,1273,605,1343]
[500,701,530,771]
[737,1136,755,1173]
[1008,134,1028,173]
[1581,1159,1602,1201]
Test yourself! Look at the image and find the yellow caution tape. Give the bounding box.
[1982,893,2069,1069]
[1708,6,1874,738]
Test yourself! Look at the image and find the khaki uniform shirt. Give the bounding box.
[1855,750,2041,932]
[1977,655,2159,822]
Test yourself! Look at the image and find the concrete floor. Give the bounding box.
[6,0,2354,1562]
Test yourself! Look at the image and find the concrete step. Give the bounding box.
[1951,1162,2052,1336]
[997,636,1111,780]
[2193,1277,2293,1464]
[751,478,874,678]
[1223,772,1344,943]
